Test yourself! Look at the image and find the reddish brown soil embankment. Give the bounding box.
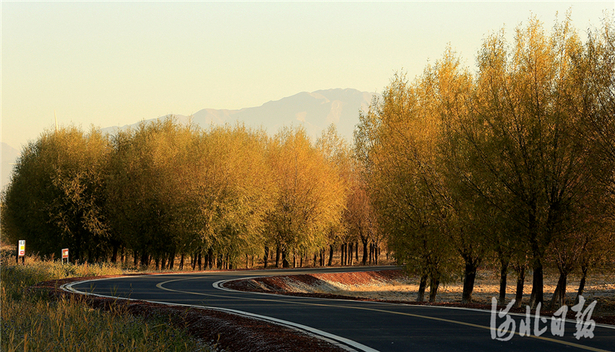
[224,269,615,326]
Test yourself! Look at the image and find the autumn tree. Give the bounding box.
[105,117,197,269]
[458,14,611,307]
[189,124,275,269]
[428,48,499,304]
[357,73,459,302]
[1,127,111,261]
[265,127,345,268]
[576,14,615,180]
[343,167,378,266]
[569,16,615,296]
[317,125,366,267]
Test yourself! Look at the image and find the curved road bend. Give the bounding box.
[68,266,614,352]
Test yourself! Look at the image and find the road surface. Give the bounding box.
[66,266,614,352]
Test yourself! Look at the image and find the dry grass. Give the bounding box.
[316,269,615,307]
[235,266,615,318]
[0,244,213,352]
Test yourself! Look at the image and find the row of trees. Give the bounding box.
[1,120,382,270]
[3,12,613,308]
[356,13,615,307]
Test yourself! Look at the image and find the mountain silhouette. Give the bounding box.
[103,88,376,142]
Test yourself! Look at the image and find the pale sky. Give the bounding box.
[2,1,613,150]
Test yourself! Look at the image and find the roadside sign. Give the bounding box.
[18,240,25,257]
[62,248,69,259]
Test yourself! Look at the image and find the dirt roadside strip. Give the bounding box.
[30,274,351,352]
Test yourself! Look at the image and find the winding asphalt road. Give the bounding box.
[66,266,614,352]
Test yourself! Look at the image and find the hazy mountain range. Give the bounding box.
[103,88,375,142]
[1,88,376,190]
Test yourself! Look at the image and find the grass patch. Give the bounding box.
[1,249,212,352]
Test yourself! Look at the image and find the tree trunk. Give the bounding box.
[362,239,368,265]
[529,257,544,308]
[276,246,281,268]
[461,260,478,304]
[514,266,525,308]
[528,210,544,309]
[355,241,359,261]
[169,250,175,269]
[216,253,223,269]
[575,265,588,304]
[346,243,350,265]
[417,274,428,302]
[328,245,334,266]
[264,246,269,269]
[282,250,290,268]
[111,245,118,263]
[208,248,214,269]
[550,270,568,310]
[179,254,184,270]
[428,276,440,303]
[498,258,509,304]
[341,243,345,266]
[348,243,353,266]
[375,243,379,265]
[140,251,149,267]
[369,242,374,264]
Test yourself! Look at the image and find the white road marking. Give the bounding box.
[61,276,378,352]
[59,270,615,352]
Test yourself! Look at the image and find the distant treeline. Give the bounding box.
[2,120,380,272]
[2,13,614,309]
[355,14,615,308]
